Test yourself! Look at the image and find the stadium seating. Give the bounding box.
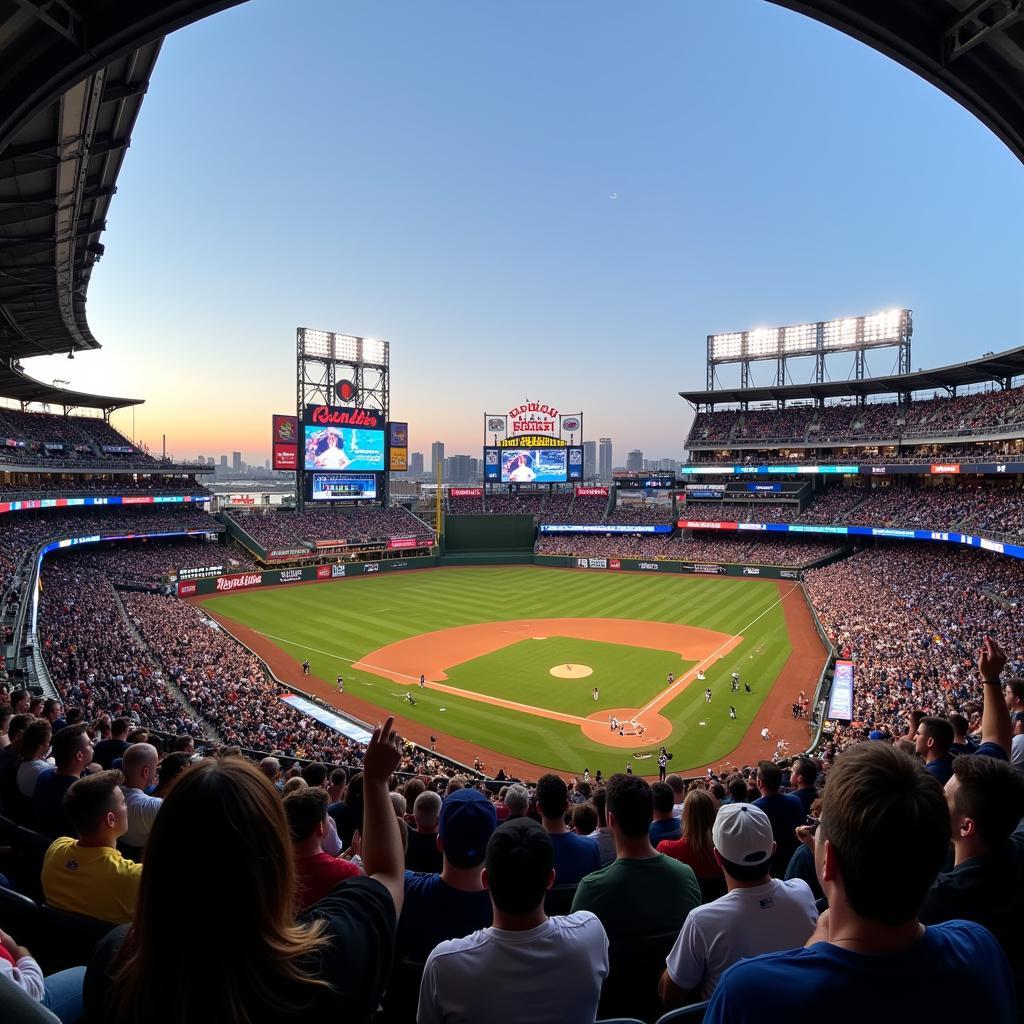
[226,506,435,551]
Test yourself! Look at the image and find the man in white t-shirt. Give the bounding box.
[418,817,608,1024]
[659,802,817,1007]
[119,743,163,852]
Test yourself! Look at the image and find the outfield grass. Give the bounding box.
[202,566,792,775]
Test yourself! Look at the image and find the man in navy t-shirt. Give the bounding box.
[535,774,601,885]
[753,761,806,877]
[395,787,497,961]
[705,743,1016,1024]
[915,716,956,786]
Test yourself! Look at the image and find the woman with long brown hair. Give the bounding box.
[84,718,406,1023]
[657,789,724,900]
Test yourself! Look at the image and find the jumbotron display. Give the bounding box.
[482,401,584,483]
[302,405,386,472]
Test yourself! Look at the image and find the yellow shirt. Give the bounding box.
[42,837,142,925]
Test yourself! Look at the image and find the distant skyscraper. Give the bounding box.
[452,455,471,484]
[219,455,228,470]
[207,457,215,467]
[598,438,612,480]
[410,451,425,477]
[627,450,643,473]
[431,441,445,479]
[583,440,597,480]
[232,451,242,473]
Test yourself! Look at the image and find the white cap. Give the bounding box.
[712,803,774,866]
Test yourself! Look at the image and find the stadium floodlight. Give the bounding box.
[361,337,389,366]
[710,332,743,361]
[333,333,361,363]
[782,322,816,354]
[747,328,778,357]
[300,328,332,359]
[708,308,910,365]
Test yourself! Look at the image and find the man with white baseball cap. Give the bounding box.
[659,802,818,1008]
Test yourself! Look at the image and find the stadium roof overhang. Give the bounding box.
[680,345,1024,406]
[0,0,244,402]
[0,359,141,411]
[766,1,1024,166]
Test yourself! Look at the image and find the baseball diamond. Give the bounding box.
[195,565,825,777]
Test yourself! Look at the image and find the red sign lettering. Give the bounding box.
[930,464,961,474]
[679,521,738,531]
[450,487,483,497]
[273,444,297,470]
[177,582,198,596]
[575,486,609,497]
[316,565,331,579]
[609,559,621,570]
[387,537,419,550]
[214,572,263,592]
[307,405,382,429]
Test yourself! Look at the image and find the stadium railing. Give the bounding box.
[800,582,836,753]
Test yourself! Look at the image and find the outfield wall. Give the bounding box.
[533,554,804,580]
[444,514,536,551]
[178,555,439,596]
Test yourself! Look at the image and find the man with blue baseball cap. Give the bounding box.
[394,787,498,962]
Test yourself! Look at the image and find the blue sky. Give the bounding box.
[26,0,1024,464]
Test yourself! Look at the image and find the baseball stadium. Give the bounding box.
[0,3,1023,1024]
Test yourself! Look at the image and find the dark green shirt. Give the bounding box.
[570,853,700,941]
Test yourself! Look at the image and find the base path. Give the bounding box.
[353,617,742,744]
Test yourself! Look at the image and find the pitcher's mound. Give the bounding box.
[550,664,593,679]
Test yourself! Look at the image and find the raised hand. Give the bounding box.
[979,636,1007,683]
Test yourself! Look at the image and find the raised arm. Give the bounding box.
[359,716,406,913]
[979,636,1011,756]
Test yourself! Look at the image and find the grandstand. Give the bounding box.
[1,2,1024,1023]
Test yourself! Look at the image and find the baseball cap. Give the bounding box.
[712,802,774,866]
[439,788,497,868]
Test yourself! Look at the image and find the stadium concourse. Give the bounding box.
[2,0,1024,1022]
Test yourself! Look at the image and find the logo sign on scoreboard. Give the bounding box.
[271,414,299,471]
[483,401,583,482]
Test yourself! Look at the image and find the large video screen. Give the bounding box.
[309,473,378,501]
[304,425,385,472]
[501,447,567,483]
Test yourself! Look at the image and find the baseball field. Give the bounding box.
[197,566,823,778]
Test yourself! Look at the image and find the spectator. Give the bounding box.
[93,718,130,771]
[0,925,86,1023]
[417,818,609,1024]
[0,712,30,814]
[753,760,805,877]
[649,782,682,845]
[284,786,363,911]
[406,790,444,874]
[10,689,30,714]
[152,751,191,798]
[572,774,700,941]
[915,716,956,786]
[119,743,162,854]
[920,754,1024,999]
[0,704,11,749]
[33,724,95,839]
[41,770,141,925]
[704,744,1016,1023]
[327,768,348,806]
[395,788,497,962]
[42,699,66,732]
[572,802,598,837]
[666,774,686,817]
[259,756,282,789]
[948,714,979,756]
[789,757,818,815]
[535,774,601,885]
[16,718,53,798]
[1013,712,1024,777]
[660,803,818,1006]
[657,789,725,897]
[724,775,748,804]
[85,716,407,1024]
[590,786,616,867]
[502,783,530,820]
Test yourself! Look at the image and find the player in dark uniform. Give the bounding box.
[302,659,310,676]
[657,748,669,782]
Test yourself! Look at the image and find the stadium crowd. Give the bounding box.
[0,477,209,497]
[0,624,1020,1022]
[690,382,1024,448]
[227,507,435,551]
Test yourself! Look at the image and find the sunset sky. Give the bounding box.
[22,0,1024,465]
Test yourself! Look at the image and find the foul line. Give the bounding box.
[636,583,803,717]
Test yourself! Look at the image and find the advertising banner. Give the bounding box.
[309,474,377,501]
[273,444,298,471]
[316,565,331,579]
[388,421,408,447]
[679,520,739,530]
[213,572,263,592]
[450,487,483,497]
[575,486,609,497]
[576,557,608,569]
[539,524,672,535]
[177,565,223,580]
[387,537,420,550]
[827,660,855,721]
[389,447,408,472]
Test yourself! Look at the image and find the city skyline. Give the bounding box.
[17,0,1024,464]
